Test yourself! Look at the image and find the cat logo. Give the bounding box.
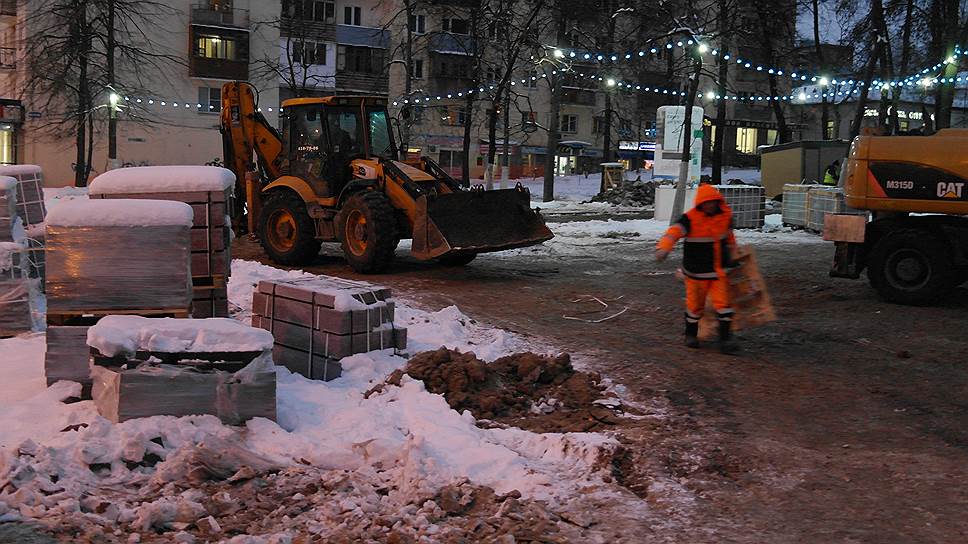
[936,181,965,199]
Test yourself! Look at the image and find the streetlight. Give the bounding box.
[553,49,564,59]
[698,43,709,54]
[606,78,616,87]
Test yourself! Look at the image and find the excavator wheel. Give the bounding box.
[866,229,954,306]
[258,191,321,266]
[437,253,477,267]
[337,191,398,274]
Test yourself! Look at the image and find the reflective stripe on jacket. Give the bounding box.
[657,185,737,279]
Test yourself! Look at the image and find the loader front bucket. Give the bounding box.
[411,185,554,261]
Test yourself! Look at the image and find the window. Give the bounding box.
[442,17,468,35]
[368,109,393,158]
[411,105,424,124]
[824,120,835,139]
[293,40,327,65]
[328,110,362,155]
[438,149,461,170]
[442,106,466,126]
[521,111,536,127]
[197,87,221,113]
[592,116,604,134]
[309,1,335,22]
[438,58,470,78]
[560,114,578,133]
[194,35,237,60]
[735,127,757,154]
[409,14,425,33]
[486,21,498,39]
[337,45,384,73]
[527,70,538,88]
[620,119,632,134]
[485,67,499,82]
[412,58,423,79]
[766,129,778,145]
[343,5,361,25]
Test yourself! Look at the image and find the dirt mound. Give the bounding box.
[587,180,657,207]
[374,348,623,433]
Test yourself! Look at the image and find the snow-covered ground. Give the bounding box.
[0,259,626,539]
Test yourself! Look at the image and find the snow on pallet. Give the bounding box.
[0,164,47,228]
[89,166,236,318]
[252,277,406,381]
[88,316,276,424]
[44,199,194,396]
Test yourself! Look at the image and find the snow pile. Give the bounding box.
[89,166,236,195]
[87,316,274,357]
[46,199,194,228]
[0,259,620,540]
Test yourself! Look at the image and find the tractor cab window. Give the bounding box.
[367,108,395,159]
[289,106,331,196]
[327,111,361,157]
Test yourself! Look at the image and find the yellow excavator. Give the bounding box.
[827,128,968,305]
[219,81,552,273]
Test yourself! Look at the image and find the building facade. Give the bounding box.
[0,0,280,185]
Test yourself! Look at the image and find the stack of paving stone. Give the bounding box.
[89,166,235,318]
[0,165,48,287]
[0,242,32,337]
[44,199,193,396]
[88,316,276,424]
[252,277,406,381]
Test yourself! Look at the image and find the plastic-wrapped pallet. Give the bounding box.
[806,187,867,232]
[88,316,276,424]
[45,326,93,395]
[781,184,814,227]
[23,223,45,290]
[0,176,19,242]
[45,199,194,313]
[0,242,32,337]
[716,185,766,229]
[0,165,47,227]
[251,277,406,381]
[89,166,235,317]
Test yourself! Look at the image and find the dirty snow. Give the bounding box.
[0,258,623,539]
[46,199,194,228]
[0,164,42,177]
[89,166,235,195]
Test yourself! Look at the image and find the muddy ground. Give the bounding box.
[233,215,968,544]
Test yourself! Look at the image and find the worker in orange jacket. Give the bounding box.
[656,185,739,354]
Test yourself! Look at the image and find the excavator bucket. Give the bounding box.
[411,185,554,260]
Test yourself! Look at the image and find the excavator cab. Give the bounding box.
[221,81,553,273]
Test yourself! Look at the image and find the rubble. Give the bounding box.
[376,348,624,433]
[586,180,657,207]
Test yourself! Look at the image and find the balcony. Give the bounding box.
[190,56,248,80]
[0,47,14,69]
[562,88,596,106]
[189,26,250,80]
[191,4,249,29]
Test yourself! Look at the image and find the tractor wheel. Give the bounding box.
[866,229,954,305]
[437,253,477,267]
[337,191,398,274]
[258,191,321,266]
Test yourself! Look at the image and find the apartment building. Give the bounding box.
[0,0,279,185]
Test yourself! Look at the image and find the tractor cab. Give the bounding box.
[279,96,398,198]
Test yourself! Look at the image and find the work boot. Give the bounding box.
[684,321,700,349]
[717,319,740,355]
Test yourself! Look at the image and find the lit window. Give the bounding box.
[195,35,236,60]
[735,127,757,154]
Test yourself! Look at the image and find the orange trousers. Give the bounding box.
[684,277,733,323]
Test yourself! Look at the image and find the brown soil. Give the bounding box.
[373,348,624,433]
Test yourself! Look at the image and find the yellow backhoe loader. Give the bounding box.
[220,81,552,273]
[827,128,968,305]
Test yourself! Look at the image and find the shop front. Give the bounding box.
[0,99,23,165]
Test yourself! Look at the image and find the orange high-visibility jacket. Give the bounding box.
[657,185,737,279]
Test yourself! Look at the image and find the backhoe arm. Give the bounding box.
[220,81,283,227]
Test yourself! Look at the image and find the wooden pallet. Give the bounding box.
[47,308,190,326]
[192,275,227,290]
